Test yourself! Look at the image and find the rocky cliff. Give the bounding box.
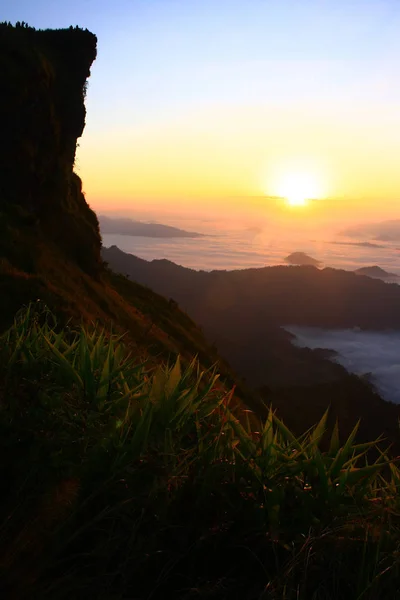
[0,23,245,393]
[0,22,100,275]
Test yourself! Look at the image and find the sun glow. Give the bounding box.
[286,194,309,207]
[277,171,323,207]
[264,161,327,209]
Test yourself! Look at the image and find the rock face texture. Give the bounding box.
[0,23,100,274]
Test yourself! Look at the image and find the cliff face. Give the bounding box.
[0,23,100,274]
[0,23,243,398]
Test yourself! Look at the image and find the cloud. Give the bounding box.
[341,220,400,242]
[285,326,400,403]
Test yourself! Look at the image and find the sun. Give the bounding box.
[276,171,322,208]
[286,194,308,207]
[264,162,326,208]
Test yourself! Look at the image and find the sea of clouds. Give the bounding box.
[285,326,400,404]
[102,219,400,274]
[102,219,400,404]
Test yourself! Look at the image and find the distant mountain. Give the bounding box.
[341,220,400,242]
[285,252,321,267]
[99,215,204,238]
[354,266,399,280]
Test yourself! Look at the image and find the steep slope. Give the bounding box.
[0,23,240,388]
[0,23,100,277]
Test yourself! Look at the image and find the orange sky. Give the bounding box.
[55,1,400,228]
[77,98,400,226]
[6,2,400,226]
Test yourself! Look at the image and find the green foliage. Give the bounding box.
[1,305,400,599]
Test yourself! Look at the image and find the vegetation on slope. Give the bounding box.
[1,305,400,599]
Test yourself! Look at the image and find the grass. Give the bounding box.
[1,304,400,599]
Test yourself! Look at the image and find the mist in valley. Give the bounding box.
[286,326,400,404]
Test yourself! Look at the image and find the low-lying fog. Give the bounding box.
[285,326,400,404]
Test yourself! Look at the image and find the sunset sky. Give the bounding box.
[5,0,400,224]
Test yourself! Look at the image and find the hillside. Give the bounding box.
[0,22,240,384]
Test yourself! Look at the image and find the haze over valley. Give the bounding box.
[100,210,400,407]
[101,212,400,274]
[286,326,400,404]
[103,238,400,407]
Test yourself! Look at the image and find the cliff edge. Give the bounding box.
[0,22,100,276]
[0,23,243,389]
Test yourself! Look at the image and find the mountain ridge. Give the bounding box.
[102,244,400,331]
[102,243,400,449]
[354,265,399,280]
